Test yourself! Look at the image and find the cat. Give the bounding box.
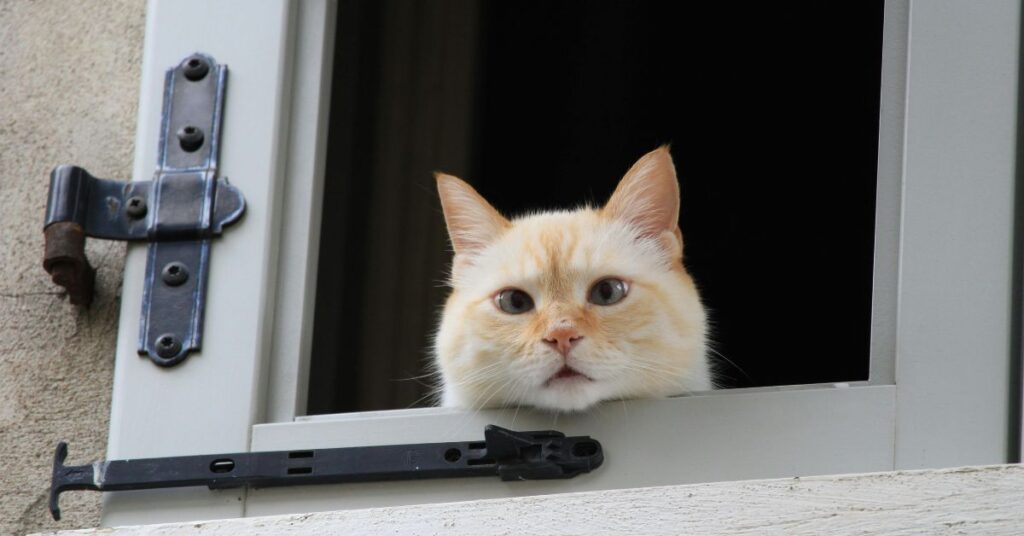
[433,146,711,412]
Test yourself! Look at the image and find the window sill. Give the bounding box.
[40,464,1024,535]
[244,384,895,516]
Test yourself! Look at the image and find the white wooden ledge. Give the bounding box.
[40,464,1024,535]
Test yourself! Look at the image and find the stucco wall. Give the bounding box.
[0,1,144,534]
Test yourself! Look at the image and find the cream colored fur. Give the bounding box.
[434,147,710,411]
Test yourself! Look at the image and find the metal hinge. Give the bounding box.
[49,425,605,521]
[43,53,244,367]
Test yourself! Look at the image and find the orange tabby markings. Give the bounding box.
[434,146,711,411]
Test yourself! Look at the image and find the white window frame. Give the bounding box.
[102,0,1021,526]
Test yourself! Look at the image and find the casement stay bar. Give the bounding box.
[49,425,604,520]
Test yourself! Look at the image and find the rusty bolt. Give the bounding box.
[42,222,95,307]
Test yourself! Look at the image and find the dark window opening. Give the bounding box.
[308,0,884,414]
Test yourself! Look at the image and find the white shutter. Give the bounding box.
[103,0,1019,525]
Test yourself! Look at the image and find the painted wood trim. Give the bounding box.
[41,464,1024,535]
[262,0,337,423]
[893,0,1019,469]
[103,0,321,526]
[246,385,896,517]
[867,0,907,385]
[97,0,1020,526]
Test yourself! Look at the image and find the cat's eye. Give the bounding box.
[495,289,534,314]
[588,278,628,306]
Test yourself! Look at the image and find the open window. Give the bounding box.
[307,0,882,414]
[103,0,1021,525]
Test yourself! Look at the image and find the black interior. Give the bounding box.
[308,0,884,414]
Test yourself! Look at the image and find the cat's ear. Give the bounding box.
[603,146,683,253]
[436,172,510,256]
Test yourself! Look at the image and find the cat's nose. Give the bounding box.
[543,326,583,357]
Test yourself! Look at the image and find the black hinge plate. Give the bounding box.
[43,53,244,367]
[49,425,605,520]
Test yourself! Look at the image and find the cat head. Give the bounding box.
[433,147,710,411]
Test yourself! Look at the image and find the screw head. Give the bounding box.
[177,125,205,152]
[155,334,182,359]
[182,56,210,81]
[125,196,147,218]
[161,262,189,286]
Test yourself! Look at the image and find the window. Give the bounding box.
[308,0,884,415]
[103,0,1020,526]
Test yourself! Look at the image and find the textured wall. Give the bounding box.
[0,1,144,534]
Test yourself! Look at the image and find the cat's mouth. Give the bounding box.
[544,366,593,386]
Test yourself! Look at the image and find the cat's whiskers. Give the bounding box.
[472,368,521,409]
[423,361,505,408]
[612,361,699,394]
[447,361,506,386]
[434,146,712,412]
[509,377,529,428]
[473,384,505,412]
[580,358,686,380]
[446,376,506,438]
[393,370,442,382]
[404,385,446,409]
[624,356,693,374]
[450,374,505,393]
[464,378,512,432]
[707,346,752,385]
[393,370,444,397]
